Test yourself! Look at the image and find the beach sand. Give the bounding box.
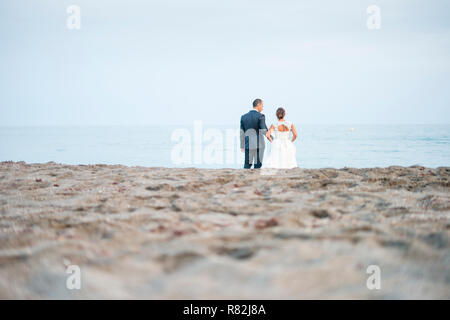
[0,161,449,299]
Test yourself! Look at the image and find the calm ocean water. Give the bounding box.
[0,125,449,169]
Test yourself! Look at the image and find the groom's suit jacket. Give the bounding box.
[240,110,268,150]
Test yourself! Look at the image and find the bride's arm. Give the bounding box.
[267,125,274,142]
[291,124,298,142]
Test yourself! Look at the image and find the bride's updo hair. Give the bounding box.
[276,108,286,120]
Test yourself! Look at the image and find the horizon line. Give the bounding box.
[1,123,450,128]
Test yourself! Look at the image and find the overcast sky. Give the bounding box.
[1,0,449,126]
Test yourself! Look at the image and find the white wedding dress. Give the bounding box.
[262,120,298,169]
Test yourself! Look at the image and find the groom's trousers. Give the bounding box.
[244,147,264,169]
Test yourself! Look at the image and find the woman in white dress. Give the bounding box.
[262,107,298,169]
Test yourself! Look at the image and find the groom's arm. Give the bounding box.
[259,114,268,136]
[240,117,245,150]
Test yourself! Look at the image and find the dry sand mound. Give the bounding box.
[0,162,449,299]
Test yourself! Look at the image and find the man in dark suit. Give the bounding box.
[240,98,268,169]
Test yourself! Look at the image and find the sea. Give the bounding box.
[1,124,449,169]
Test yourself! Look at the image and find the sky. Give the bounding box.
[0,0,449,126]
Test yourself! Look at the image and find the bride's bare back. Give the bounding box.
[277,123,290,132]
[267,119,298,142]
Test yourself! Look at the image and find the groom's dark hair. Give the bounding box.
[253,99,262,108]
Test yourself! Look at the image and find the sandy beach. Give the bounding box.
[0,161,449,299]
